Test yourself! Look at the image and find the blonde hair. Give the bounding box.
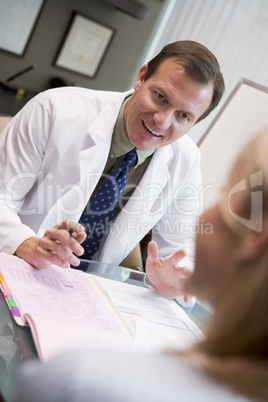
[183,129,268,401]
[220,128,268,235]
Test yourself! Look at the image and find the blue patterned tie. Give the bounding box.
[79,148,137,260]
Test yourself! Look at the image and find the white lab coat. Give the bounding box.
[0,87,201,268]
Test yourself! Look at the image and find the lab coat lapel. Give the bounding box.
[79,98,123,178]
[37,142,110,234]
[37,100,121,234]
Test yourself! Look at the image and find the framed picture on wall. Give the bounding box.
[54,12,115,78]
[0,0,45,56]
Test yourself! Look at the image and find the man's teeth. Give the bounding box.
[143,121,161,137]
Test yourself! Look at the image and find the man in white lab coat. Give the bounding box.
[0,41,224,305]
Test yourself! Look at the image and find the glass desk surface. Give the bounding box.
[0,259,209,401]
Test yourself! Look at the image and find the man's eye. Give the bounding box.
[179,112,189,121]
[156,92,165,102]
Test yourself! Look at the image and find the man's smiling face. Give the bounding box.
[124,57,214,151]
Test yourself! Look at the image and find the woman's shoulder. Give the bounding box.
[11,349,251,402]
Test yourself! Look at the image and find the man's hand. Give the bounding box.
[145,240,192,301]
[15,220,87,269]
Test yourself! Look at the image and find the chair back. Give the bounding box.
[0,115,12,133]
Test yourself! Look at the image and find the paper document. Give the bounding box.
[95,276,203,352]
[0,254,132,361]
[0,253,203,362]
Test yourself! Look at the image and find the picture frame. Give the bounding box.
[54,12,115,78]
[0,0,45,57]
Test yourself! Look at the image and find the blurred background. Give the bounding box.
[0,0,267,142]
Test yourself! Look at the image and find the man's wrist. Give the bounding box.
[14,236,39,263]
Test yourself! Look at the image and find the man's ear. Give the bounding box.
[238,215,268,262]
[133,64,148,91]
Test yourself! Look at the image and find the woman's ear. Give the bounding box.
[238,214,268,262]
[133,64,148,91]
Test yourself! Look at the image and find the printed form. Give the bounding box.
[0,254,203,360]
[95,276,203,352]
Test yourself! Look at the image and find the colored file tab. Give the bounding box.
[2,288,12,297]
[0,281,8,290]
[0,269,22,320]
[0,270,8,291]
[6,296,17,308]
[10,307,21,317]
[0,271,5,283]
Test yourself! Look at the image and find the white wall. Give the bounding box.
[144,0,268,143]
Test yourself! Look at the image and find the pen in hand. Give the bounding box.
[68,228,77,238]
[65,221,86,257]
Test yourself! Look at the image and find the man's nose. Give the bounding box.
[153,109,173,129]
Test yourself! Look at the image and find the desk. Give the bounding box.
[0,260,208,401]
